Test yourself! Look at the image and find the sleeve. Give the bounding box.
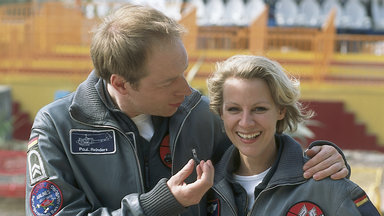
[25,111,185,216]
[308,140,351,179]
[336,185,381,216]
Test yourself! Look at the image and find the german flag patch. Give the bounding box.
[354,194,369,207]
[28,136,39,150]
[353,192,381,215]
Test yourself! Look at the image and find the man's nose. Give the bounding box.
[176,76,192,96]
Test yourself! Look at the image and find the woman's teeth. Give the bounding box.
[237,132,261,139]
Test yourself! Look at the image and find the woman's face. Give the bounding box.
[221,77,285,162]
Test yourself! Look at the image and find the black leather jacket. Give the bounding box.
[26,71,231,216]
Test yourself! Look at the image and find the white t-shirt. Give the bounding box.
[131,114,154,142]
[232,167,271,211]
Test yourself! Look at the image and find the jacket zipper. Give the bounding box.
[212,186,238,216]
[249,180,307,215]
[171,97,202,216]
[70,115,145,193]
[171,97,202,175]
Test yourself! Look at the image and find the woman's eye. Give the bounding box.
[254,107,267,112]
[227,107,240,112]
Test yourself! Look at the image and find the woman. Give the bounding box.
[205,55,379,215]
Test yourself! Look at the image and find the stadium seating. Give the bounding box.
[274,0,298,26]
[372,0,384,30]
[320,0,343,27]
[223,0,245,26]
[340,0,371,29]
[243,0,266,26]
[296,0,321,27]
[204,0,225,25]
[186,0,206,25]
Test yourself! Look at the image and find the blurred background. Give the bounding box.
[0,0,383,215]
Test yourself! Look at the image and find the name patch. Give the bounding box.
[70,129,116,154]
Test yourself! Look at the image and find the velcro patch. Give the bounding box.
[159,134,172,168]
[353,192,380,215]
[30,180,63,216]
[207,199,220,216]
[28,136,39,150]
[70,129,116,154]
[286,201,324,216]
[354,194,369,207]
[27,139,48,186]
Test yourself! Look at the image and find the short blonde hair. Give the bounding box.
[207,55,313,133]
[90,4,186,87]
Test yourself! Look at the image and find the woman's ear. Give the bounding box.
[278,107,286,120]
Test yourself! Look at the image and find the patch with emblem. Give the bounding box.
[159,134,172,168]
[27,138,48,185]
[286,201,324,216]
[207,199,220,216]
[30,180,62,216]
[70,129,116,154]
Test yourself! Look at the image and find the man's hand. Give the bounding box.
[303,145,349,180]
[167,159,214,207]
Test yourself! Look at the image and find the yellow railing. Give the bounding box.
[336,34,384,54]
[181,4,267,55]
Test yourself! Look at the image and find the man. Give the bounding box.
[26,4,349,216]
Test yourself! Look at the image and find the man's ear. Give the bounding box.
[110,74,130,95]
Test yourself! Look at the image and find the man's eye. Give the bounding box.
[162,82,172,87]
[160,80,174,87]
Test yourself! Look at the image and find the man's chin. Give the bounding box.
[156,108,178,117]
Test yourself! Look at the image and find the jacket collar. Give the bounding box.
[70,71,109,126]
[69,70,203,127]
[268,134,307,186]
[215,134,307,186]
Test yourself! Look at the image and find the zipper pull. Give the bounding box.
[192,148,201,164]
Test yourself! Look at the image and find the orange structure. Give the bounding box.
[0,4,384,210]
[1,1,384,149]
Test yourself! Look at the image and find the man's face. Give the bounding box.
[123,39,192,117]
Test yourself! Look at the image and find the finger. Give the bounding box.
[188,161,215,189]
[304,146,320,158]
[304,154,345,179]
[201,160,214,183]
[196,162,203,179]
[171,159,195,184]
[303,145,334,171]
[199,160,213,178]
[312,162,345,180]
[330,167,349,180]
[303,150,342,179]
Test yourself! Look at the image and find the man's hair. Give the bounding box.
[90,4,186,87]
[207,55,313,133]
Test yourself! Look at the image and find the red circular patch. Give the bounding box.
[286,201,324,216]
[159,134,172,168]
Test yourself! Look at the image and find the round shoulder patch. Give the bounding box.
[30,180,63,216]
[286,201,324,216]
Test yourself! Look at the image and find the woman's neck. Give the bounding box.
[236,144,277,176]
